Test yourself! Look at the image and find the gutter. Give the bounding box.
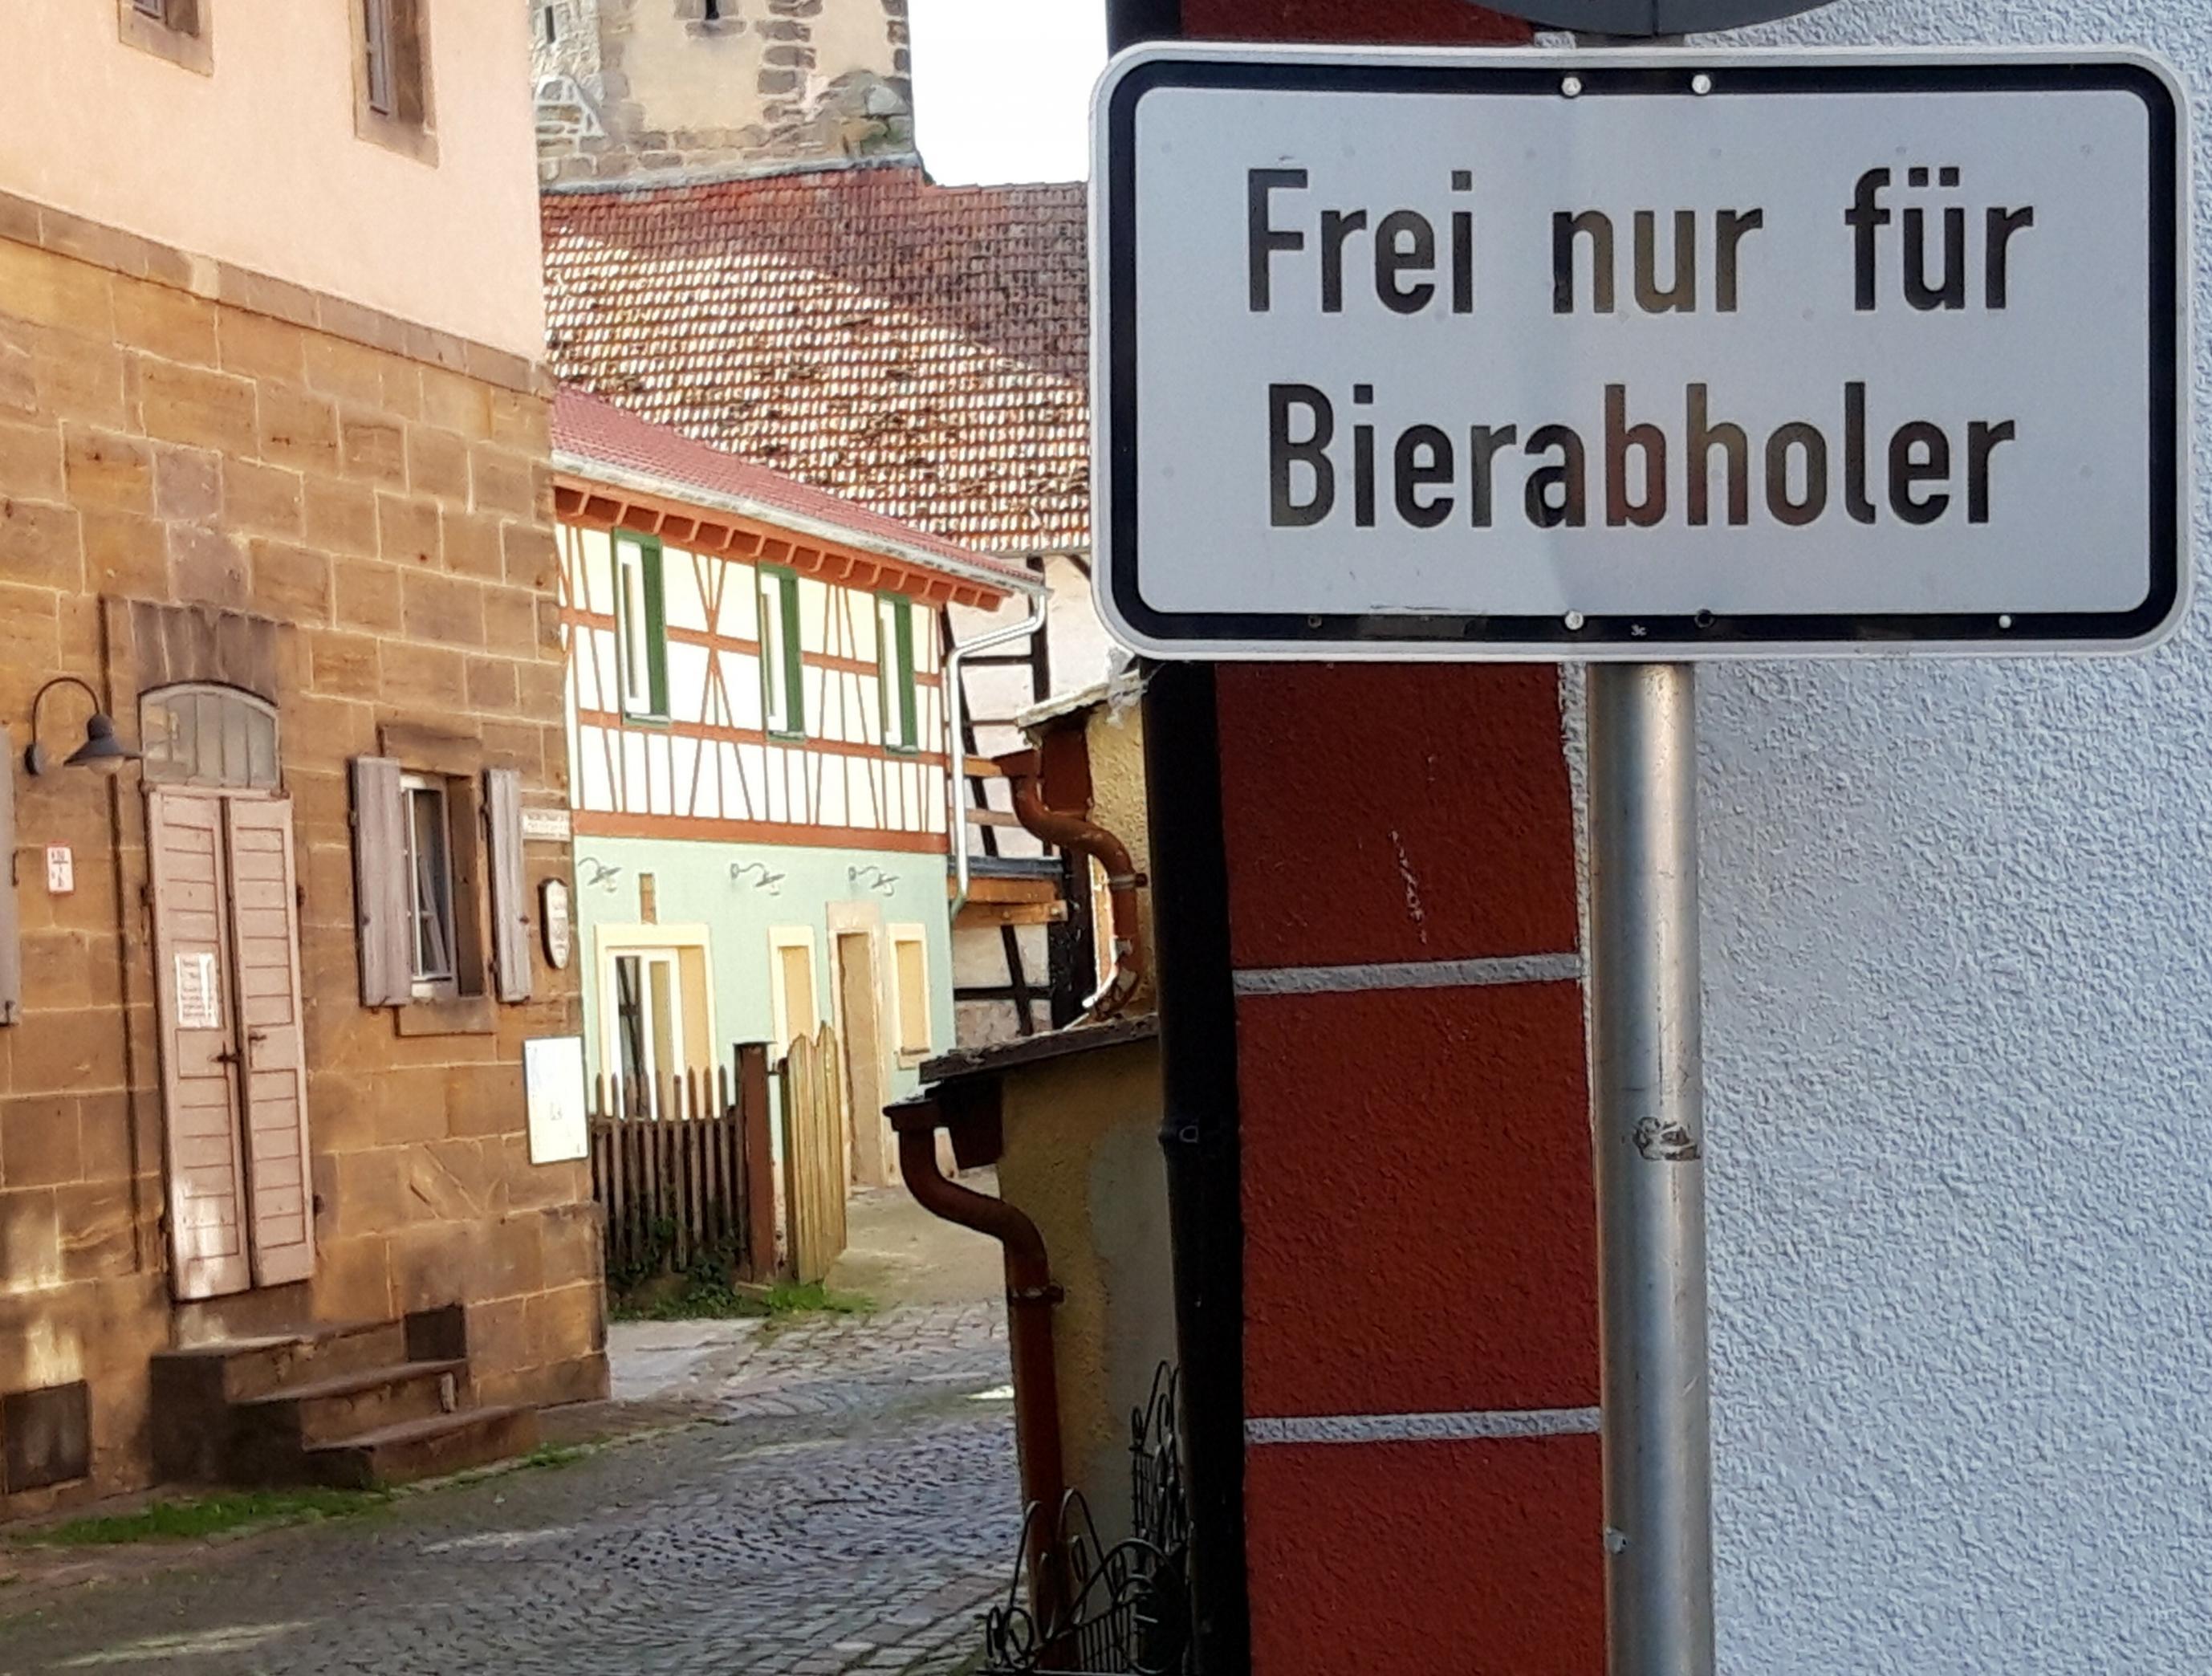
[550,451,1047,602]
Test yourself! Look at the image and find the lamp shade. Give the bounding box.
[63,713,140,773]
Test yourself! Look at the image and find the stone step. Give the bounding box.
[235,1359,466,1449]
[157,1320,413,1404]
[304,1405,540,1491]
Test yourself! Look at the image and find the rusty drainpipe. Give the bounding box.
[895,1110,1068,1626]
[998,748,1149,1023]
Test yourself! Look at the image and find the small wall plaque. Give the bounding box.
[541,878,572,970]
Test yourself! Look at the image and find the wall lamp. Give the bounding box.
[25,677,140,777]
[849,864,897,898]
[730,860,785,895]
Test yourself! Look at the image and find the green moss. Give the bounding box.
[18,1487,393,1548]
[609,1277,875,1324]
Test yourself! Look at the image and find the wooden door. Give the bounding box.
[148,790,314,1297]
[148,791,252,1299]
[836,934,892,1189]
[223,796,314,1287]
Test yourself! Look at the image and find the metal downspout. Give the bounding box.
[896,1121,1068,1625]
[998,749,1149,1023]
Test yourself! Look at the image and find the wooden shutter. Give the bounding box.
[223,798,315,1288]
[0,726,18,1027]
[484,767,532,1003]
[148,791,252,1300]
[351,756,411,1006]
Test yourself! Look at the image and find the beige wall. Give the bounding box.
[0,1,544,360]
[994,1039,1173,1548]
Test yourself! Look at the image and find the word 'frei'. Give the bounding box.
[1246,165,2035,534]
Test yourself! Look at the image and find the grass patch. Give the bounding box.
[514,1443,587,1471]
[610,1277,875,1324]
[18,1487,392,1548]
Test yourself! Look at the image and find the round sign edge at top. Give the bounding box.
[1463,0,1837,38]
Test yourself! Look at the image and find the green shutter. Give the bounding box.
[781,571,805,737]
[882,595,917,752]
[643,540,669,720]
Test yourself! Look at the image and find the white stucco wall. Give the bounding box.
[0,0,545,357]
[1677,2,2212,1669]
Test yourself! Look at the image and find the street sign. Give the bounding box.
[1092,47,2187,660]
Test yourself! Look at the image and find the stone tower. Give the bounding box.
[531,0,915,186]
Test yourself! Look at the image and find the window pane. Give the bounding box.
[761,576,788,731]
[614,954,646,1088]
[406,784,453,982]
[648,958,680,1088]
[364,0,395,115]
[897,938,929,1053]
[246,710,279,788]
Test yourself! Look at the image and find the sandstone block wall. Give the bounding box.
[533,0,914,185]
[0,190,605,1515]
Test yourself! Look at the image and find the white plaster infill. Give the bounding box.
[1231,953,1584,996]
[1246,1407,1602,1446]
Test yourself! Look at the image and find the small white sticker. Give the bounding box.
[44,846,72,895]
[174,952,220,1031]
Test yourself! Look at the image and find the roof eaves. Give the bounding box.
[552,449,1047,600]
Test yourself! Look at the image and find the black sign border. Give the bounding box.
[1101,54,2184,657]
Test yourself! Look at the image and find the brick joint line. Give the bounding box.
[1233,953,1584,995]
[1246,1407,1602,1445]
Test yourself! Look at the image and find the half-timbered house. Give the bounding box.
[552,392,1042,1183]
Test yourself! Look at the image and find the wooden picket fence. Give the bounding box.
[588,1032,856,1291]
[779,1023,850,1286]
[589,1043,775,1289]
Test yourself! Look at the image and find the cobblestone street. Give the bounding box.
[0,1292,1019,1675]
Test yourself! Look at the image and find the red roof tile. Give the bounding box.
[551,387,1036,594]
[542,164,1089,555]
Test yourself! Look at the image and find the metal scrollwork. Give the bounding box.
[980,1364,1193,1676]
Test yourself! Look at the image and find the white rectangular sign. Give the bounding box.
[1092,47,2186,659]
[524,1035,589,1165]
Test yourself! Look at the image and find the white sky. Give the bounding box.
[906,0,1108,185]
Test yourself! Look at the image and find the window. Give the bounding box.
[118,0,210,73]
[541,3,558,43]
[596,928,714,1115]
[759,567,804,738]
[140,684,279,789]
[877,594,919,753]
[890,925,932,1059]
[401,774,457,998]
[351,746,531,1020]
[614,532,669,721]
[355,0,434,161]
[767,927,818,1058]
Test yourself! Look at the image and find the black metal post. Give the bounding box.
[1141,661,1249,1676]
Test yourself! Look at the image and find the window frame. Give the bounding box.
[758,566,805,740]
[399,772,460,1001]
[352,0,437,165]
[888,922,933,1063]
[766,925,819,1061]
[876,592,919,754]
[117,0,211,74]
[613,531,670,723]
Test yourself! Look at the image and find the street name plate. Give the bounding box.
[1092,47,2186,659]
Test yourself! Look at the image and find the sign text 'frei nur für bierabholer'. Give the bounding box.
[1091,48,2186,658]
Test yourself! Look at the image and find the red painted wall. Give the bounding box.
[1178,12,1599,1674]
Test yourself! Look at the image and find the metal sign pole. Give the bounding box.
[1587,660,1716,1676]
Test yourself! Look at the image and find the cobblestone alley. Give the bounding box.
[0,1195,1021,1676]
